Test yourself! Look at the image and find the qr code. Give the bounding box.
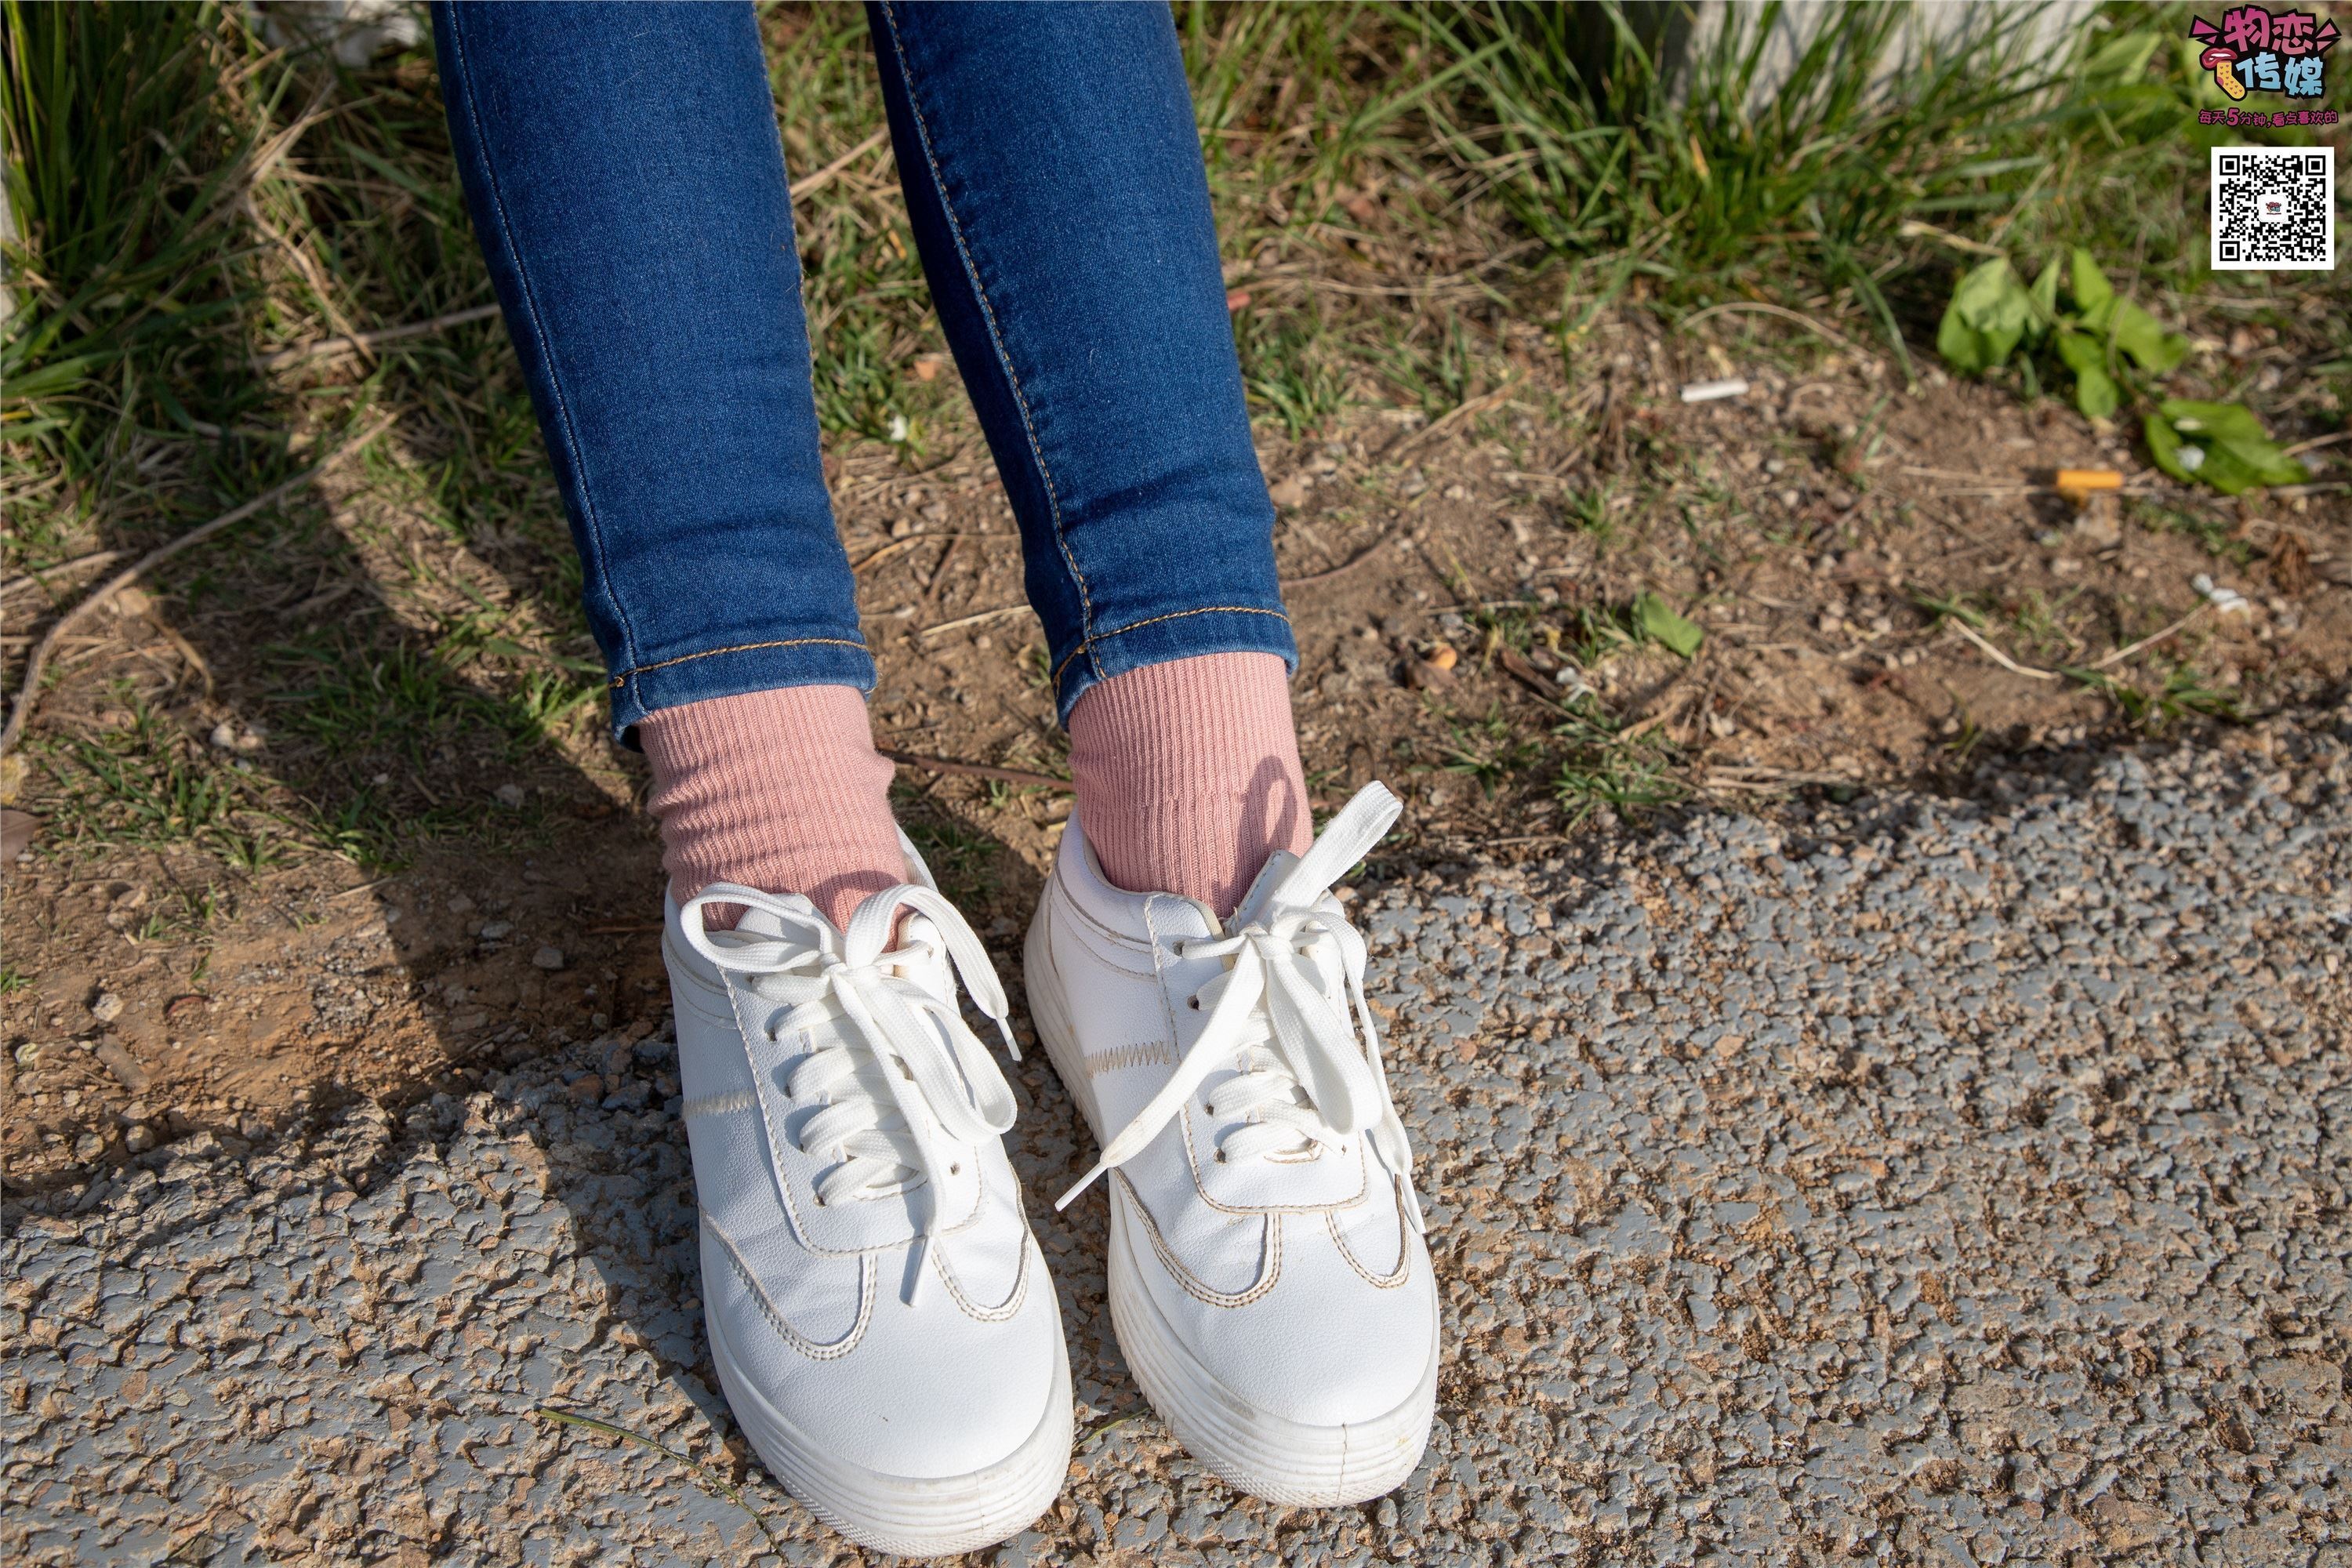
[2211,147,2334,271]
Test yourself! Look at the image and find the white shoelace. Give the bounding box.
[681,882,1021,1301]
[1056,782,1425,1234]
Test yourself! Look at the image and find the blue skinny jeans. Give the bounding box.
[431,2,1293,742]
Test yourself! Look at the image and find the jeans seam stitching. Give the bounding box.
[442,9,644,694]
[877,0,1102,681]
[1049,604,1291,687]
[608,635,871,687]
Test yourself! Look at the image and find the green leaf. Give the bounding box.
[2052,330,2117,419]
[2187,441,2270,495]
[1634,593,1704,659]
[2160,399,2267,446]
[2029,257,2062,325]
[2068,249,2114,315]
[2054,328,2105,374]
[2143,412,2194,483]
[2149,400,2310,494]
[2111,300,2189,374]
[1936,258,2032,375]
[2073,364,2119,420]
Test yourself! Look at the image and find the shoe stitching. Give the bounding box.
[1327,1177,1414,1290]
[1054,890,1159,974]
[1050,605,1294,689]
[928,1219,1033,1323]
[1116,1171,1282,1308]
[610,635,869,687]
[704,1214,873,1360]
[1178,1110,1372,1218]
[876,2,1100,683]
[681,1088,757,1120]
[1080,1041,1178,1077]
[441,9,643,684]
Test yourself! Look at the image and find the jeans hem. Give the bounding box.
[1052,605,1298,727]
[608,636,877,747]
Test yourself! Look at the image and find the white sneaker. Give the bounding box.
[662,837,1071,1558]
[1025,782,1439,1505]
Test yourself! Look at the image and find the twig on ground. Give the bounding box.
[1280,526,1397,589]
[256,303,501,370]
[789,126,891,203]
[1,550,133,600]
[1948,621,2060,681]
[1678,301,1877,361]
[916,602,1030,638]
[1388,376,1523,459]
[879,749,1070,791]
[0,414,396,758]
[1896,219,2007,257]
[921,534,963,609]
[1705,767,1860,792]
[2089,604,2209,670]
[2281,430,2352,458]
[1949,601,2210,686]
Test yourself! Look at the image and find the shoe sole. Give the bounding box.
[1027,905,1439,1507]
[705,1296,1073,1559]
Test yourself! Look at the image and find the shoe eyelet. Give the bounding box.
[1202,1102,1214,1116]
[1213,1149,1228,1163]
[949,1163,961,1176]
[1187,996,1200,1011]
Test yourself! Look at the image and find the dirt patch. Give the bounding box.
[4,314,2347,1192]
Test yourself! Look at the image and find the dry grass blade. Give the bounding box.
[1948,620,2060,682]
[2089,605,2209,671]
[1678,302,1878,362]
[1280,525,1398,589]
[256,303,503,370]
[880,749,1069,791]
[788,125,890,202]
[0,414,396,759]
[916,603,1030,638]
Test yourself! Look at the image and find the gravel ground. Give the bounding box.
[6,717,2350,1568]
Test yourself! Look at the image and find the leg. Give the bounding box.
[434,13,1071,1553]
[868,2,1310,916]
[434,1,899,927]
[876,8,1443,1504]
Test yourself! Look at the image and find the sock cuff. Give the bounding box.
[637,684,901,927]
[1067,651,1297,795]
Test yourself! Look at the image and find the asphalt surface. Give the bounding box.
[6,714,2349,1567]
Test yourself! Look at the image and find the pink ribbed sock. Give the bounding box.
[1067,652,1312,920]
[638,685,905,931]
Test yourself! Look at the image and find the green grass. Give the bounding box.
[2126,495,2259,567]
[1439,703,1543,795]
[2064,661,2242,731]
[32,695,281,869]
[893,804,1000,906]
[1552,695,1686,824]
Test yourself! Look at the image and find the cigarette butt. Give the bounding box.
[2053,469,2122,492]
[1679,378,1748,404]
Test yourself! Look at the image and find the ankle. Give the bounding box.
[1066,652,1310,918]
[638,684,903,930]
